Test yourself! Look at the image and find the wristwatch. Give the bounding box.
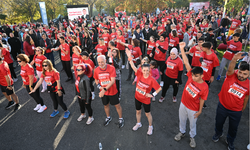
[103,88,107,91]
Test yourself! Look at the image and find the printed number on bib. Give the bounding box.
[101,79,110,86]
[186,84,199,98]
[136,86,146,95]
[228,83,246,98]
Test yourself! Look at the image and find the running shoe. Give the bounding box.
[212,133,223,142]
[132,123,142,131]
[13,104,21,112]
[86,117,94,125]
[50,110,59,117]
[216,75,221,81]
[118,118,124,128]
[190,138,196,148]
[173,96,177,103]
[104,117,112,126]
[64,111,70,119]
[37,105,47,113]
[174,132,185,141]
[159,97,165,103]
[5,101,15,109]
[77,114,86,122]
[147,126,153,135]
[34,104,41,111]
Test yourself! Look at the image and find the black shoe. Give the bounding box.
[118,119,124,128]
[104,117,112,126]
[5,101,15,109]
[14,104,21,112]
[65,78,72,82]
[212,133,223,142]
[226,139,235,150]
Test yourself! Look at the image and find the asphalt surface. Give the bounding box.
[0,51,249,150]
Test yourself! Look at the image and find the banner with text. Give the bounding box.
[39,2,48,25]
[189,2,210,12]
[67,5,89,20]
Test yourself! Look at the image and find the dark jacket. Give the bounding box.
[40,38,52,53]
[149,29,158,40]
[81,37,93,53]
[36,31,47,46]
[30,33,39,47]
[76,74,91,103]
[8,37,21,51]
[142,28,152,40]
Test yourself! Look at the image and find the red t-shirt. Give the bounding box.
[229,19,241,30]
[0,61,13,86]
[102,33,110,47]
[83,58,95,70]
[157,25,165,35]
[72,53,82,68]
[95,44,108,56]
[20,64,37,85]
[147,41,156,55]
[116,36,125,50]
[33,55,47,71]
[177,27,185,39]
[200,51,219,81]
[135,70,160,104]
[169,36,179,47]
[200,24,208,31]
[154,40,168,61]
[61,43,70,61]
[94,64,117,96]
[128,45,142,63]
[189,46,202,67]
[192,28,198,37]
[110,33,117,41]
[45,29,52,38]
[181,71,209,111]
[218,71,249,111]
[165,56,183,79]
[41,70,60,92]
[223,40,242,60]
[2,48,13,64]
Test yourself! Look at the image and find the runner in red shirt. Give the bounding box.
[159,48,183,103]
[228,16,241,39]
[150,34,168,86]
[91,38,108,57]
[54,36,73,82]
[175,42,209,148]
[17,54,47,113]
[101,28,110,47]
[216,33,242,81]
[94,55,124,128]
[157,22,165,36]
[72,46,82,77]
[126,49,161,135]
[177,23,185,41]
[30,59,70,119]
[186,38,204,67]
[0,56,20,111]
[213,52,249,150]
[140,36,156,60]
[168,30,180,54]
[116,30,126,68]
[30,47,47,92]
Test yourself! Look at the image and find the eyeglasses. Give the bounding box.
[76,69,82,72]
[17,61,21,63]
[42,65,48,67]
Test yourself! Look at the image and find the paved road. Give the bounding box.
[0,51,249,150]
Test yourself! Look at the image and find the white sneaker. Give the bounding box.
[34,104,41,111]
[41,88,47,93]
[13,78,18,82]
[86,117,94,125]
[147,126,153,135]
[122,65,125,69]
[160,81,164,87]
[152,97,155,101]
[37,105,47,113]
[132,123,142,131]
[173,97,177,103]
[190,138,196,148]
[92,92,95,100]
[77,114,86,122]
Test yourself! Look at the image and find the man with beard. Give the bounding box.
[212,52,249,150]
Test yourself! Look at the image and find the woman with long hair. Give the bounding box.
[107,48,122,100]
[23,35,35,62]
[30,59,70,119]
[17,54,47,113]
[75,63,94,124]
[30,47,47,92]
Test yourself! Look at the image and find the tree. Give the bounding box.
[85,0,98,17]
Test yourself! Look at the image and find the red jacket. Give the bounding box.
[23,41,35,56]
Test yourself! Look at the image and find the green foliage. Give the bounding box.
[0,14,7,20]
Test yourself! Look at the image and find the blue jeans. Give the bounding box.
[215,102,242,144]
[45,52,55,67]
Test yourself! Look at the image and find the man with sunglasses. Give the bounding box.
[94,55,124,128]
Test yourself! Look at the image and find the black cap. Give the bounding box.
[233,33,240,37]
[153,23,157,27]
[208,28,213,31]
[80,51,89,57]
[160,33,167,39]
[145,22,149,25]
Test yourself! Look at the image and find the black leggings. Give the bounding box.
[50,91,67,111]
[128,62,137,79]
[61,60,73,79]
[120,50,125,65]
[116,79,121,98]
[161,82,179,97]
[26,83,44,106]
[78,97,93,117]
[156,60,165,81]
[8,63,16,79]
[90,77,94,92]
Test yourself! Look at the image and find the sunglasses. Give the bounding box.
[76,69,83,72]
[17,61,21,63]
[42,65,48,67]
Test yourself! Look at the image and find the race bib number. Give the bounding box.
[155,50,159,54]
[186,84,199,98]
[228,83,246,98]
[167,62,174,69]
[61,53,65,56]
[201,66,208,72]
[101,79,110,86]
[169,43,174,47]
[35,63,40,67]
[22,77,26,82]
[195,51,201,57]
[136,87,146,95]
